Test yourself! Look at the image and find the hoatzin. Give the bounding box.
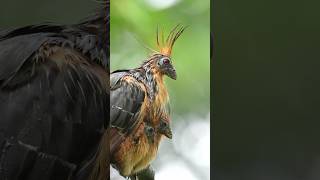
[0,1,109,180]
[110,25,185,179]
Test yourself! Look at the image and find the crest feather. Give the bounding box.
[156,25,186,57]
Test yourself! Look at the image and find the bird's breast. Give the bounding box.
[113,122,161,176]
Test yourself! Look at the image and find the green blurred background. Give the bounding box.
[214,0,320,179]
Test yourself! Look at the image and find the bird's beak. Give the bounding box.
[165,66,177,80]
[163,128,173,139]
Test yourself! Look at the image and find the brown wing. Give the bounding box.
[109,71,146,154]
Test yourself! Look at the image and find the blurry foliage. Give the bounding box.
[111,0,210,116]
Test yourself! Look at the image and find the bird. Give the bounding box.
[0,1,109,180]
[109,25,185,179]
[127,114,172,180]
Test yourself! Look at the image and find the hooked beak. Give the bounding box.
[159,118,173,139]
[165,67,177,80]
[163,127,173,139]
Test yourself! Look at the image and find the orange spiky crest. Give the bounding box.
[156,25,186,57]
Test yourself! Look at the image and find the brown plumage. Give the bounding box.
[0,1,109,180]
[109,25,185,179]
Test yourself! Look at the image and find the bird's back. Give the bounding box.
[0,21,109,180]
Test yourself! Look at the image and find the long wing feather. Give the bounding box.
[110,71,146,154]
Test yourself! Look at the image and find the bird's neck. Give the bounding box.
[132,65,164,101]
[132,65,169,121]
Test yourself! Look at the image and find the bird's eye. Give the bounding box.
[159,57,171,66]
[146,126,154,134]
[163,58,170,64]
[160,120,167,127]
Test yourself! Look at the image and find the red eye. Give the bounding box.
[163,58,170,64]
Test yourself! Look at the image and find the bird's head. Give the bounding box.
[147,54,176,80]
[145,125,155,143]
[143,25,186,80]
[158,116,173,139]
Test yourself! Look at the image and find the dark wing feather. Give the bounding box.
[110,71,145,153]
[0,27,109,179]
[0,33,53,82]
